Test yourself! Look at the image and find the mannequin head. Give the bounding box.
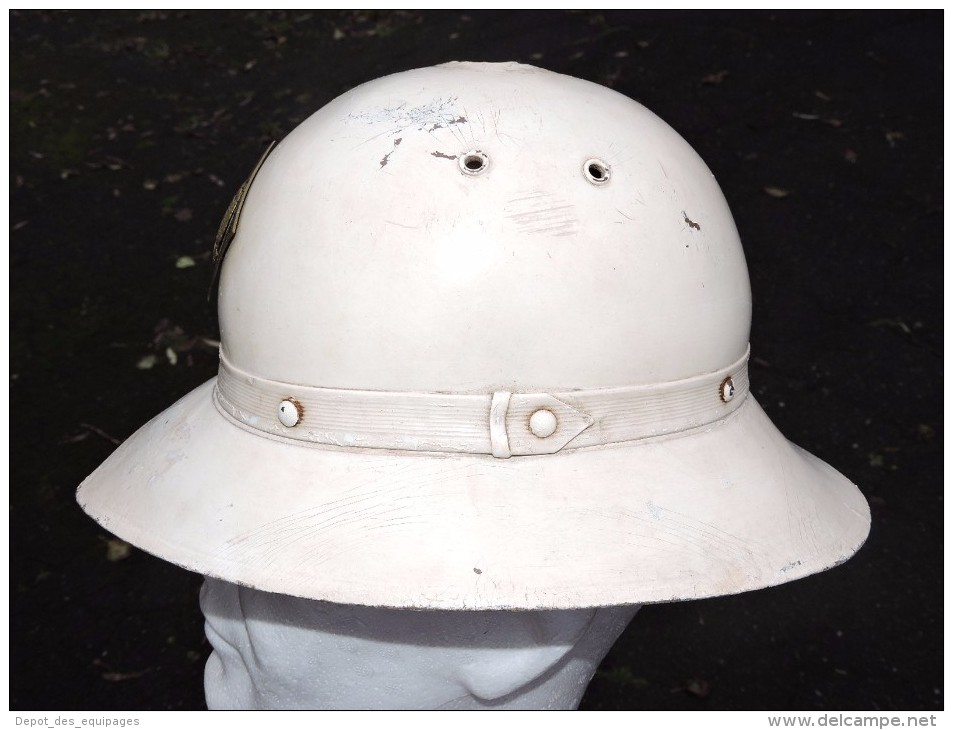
[200,578,639,710]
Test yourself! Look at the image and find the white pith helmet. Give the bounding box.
[78,61,870,610]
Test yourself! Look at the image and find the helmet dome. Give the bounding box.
[78,62,868,610]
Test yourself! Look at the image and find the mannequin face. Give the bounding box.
[200,578,639,710]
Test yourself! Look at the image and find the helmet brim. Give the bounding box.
[77,379,869,610]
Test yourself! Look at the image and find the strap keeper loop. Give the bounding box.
[489,391,512,458]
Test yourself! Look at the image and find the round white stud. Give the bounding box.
[720,377,736,403]
[278,398,303,428]
[529,409,558,439]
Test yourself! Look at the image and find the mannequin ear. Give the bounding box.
[454,610,595,701]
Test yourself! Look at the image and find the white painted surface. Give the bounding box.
[77,62,869,610]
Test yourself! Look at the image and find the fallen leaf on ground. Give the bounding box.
[79,423,122,445]
[106,538,132,562]
[885,130,905,147]
[596,666,649,687]
[702,70,728,85]
[685,678,711,698]
[92,659,149,682]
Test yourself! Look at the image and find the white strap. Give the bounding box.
[214,348,749,458]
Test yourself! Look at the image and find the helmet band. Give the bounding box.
[214,347,750,458]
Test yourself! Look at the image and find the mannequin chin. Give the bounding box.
[200,578,639,710]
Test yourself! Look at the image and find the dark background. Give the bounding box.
[10,10,942,710]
